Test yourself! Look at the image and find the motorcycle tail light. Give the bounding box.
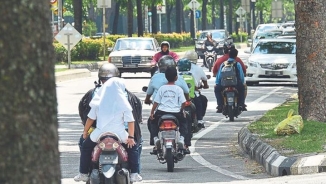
[159,120,178,130]
[185,101,191,106]
[226,87,235,91]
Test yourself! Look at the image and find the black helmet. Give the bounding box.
[98,63,120,80]
[160,41,170,49]
[223,42,235,54]
[158,55,176,73]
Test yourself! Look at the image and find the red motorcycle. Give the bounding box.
[87,132,131,184]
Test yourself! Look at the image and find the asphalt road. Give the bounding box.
[58,50,300,183]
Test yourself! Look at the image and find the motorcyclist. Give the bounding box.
[215,49,245,113]
[212,43,247,111]
[75,64,142,182]
[202,32,217,68]
[144,55,191,154]
[151,41,179,76]
[183,51,209,128]
[212,43,246,77]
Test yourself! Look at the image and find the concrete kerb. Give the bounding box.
[238,126,326,177]
[55,68,91,82]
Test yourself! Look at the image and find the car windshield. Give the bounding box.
[256,25,279,33]
[199,31,225,40]
[253,41,296,54]
[113,39,154,51]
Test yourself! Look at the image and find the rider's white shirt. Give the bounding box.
[154,85,186,113]
[190,63,208,87]
[88,100,134,143]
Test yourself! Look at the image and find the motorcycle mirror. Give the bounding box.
[142,86,148,92]
[206,75,211,79]
[187,83,192,88]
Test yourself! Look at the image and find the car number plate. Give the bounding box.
[123,64,138,68]
[265,71,283,76]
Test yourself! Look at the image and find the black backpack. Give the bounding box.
[78,87,98,127]
[220,61,238,87]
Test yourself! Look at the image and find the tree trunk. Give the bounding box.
[181,2,186,32]
[202,0,208,30]
[88,1,96,22]
[151,3,158,34]
[212,0,216,29]
[219,0,224,29]
[127,0,133,37]
[190,10,195,38]
[137,0,143,36]
[112,1,121,34]
[73,0,83,34]
[228,0,233,34]
[166,3,173,33]
[0,1,60,183]
[295,0,326,121]
[176,0,182,33]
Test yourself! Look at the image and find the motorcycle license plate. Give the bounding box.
[99,152,118,164]
[161,131,176,139]
[265,71,283,76]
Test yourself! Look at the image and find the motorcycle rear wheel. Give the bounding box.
[228,105,235,122]
[166,148,174,172]
[100,174,114,184]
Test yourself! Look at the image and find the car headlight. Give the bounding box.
[248,61,258,67]
[109,56,121,63]
[141,56,153,62]
[292,63,296,68]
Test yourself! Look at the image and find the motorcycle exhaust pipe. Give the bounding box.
[176,152,184,161]
[115,168,130,184]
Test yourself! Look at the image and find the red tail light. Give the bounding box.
[108,57,111,63]
[185,101,191,106]
[226,87,235,91]
[159,120,177,130]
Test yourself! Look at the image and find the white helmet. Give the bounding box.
[184,50,198,64]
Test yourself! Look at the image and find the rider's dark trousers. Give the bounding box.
[214,83,245,107]
[151,110,188,140]
[193,94,208,120]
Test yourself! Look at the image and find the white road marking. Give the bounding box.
[189,86,284,179]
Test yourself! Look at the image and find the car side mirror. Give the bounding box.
[142,86,148,92]
[107,47,113,52]
[193,38,198,41]
[206,75,211,80]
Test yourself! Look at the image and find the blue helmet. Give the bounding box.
[177,58,192,72]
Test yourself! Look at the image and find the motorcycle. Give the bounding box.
[142,86,186,172]
[87,132,131,184]
[204,46,216,72]
[222,86,242,122]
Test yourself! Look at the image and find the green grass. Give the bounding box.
[248,100,326,155]
[173,46,195,52]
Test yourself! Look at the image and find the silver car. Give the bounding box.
[108,37,160,75]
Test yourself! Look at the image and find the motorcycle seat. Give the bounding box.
[159,114,179,124]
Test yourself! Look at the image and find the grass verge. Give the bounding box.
[247,99,326,156]
[173,46,194,52]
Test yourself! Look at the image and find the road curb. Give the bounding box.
[55,68,91,82]
[238,126,326,176]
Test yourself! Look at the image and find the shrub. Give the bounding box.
[231,31,248,42]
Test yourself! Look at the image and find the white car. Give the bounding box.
[108,37,160,76]
[244,38,297,85]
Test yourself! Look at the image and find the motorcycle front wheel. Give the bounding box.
[207,59,213,72]
[228,105,235,122]
[166,148,174,172]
